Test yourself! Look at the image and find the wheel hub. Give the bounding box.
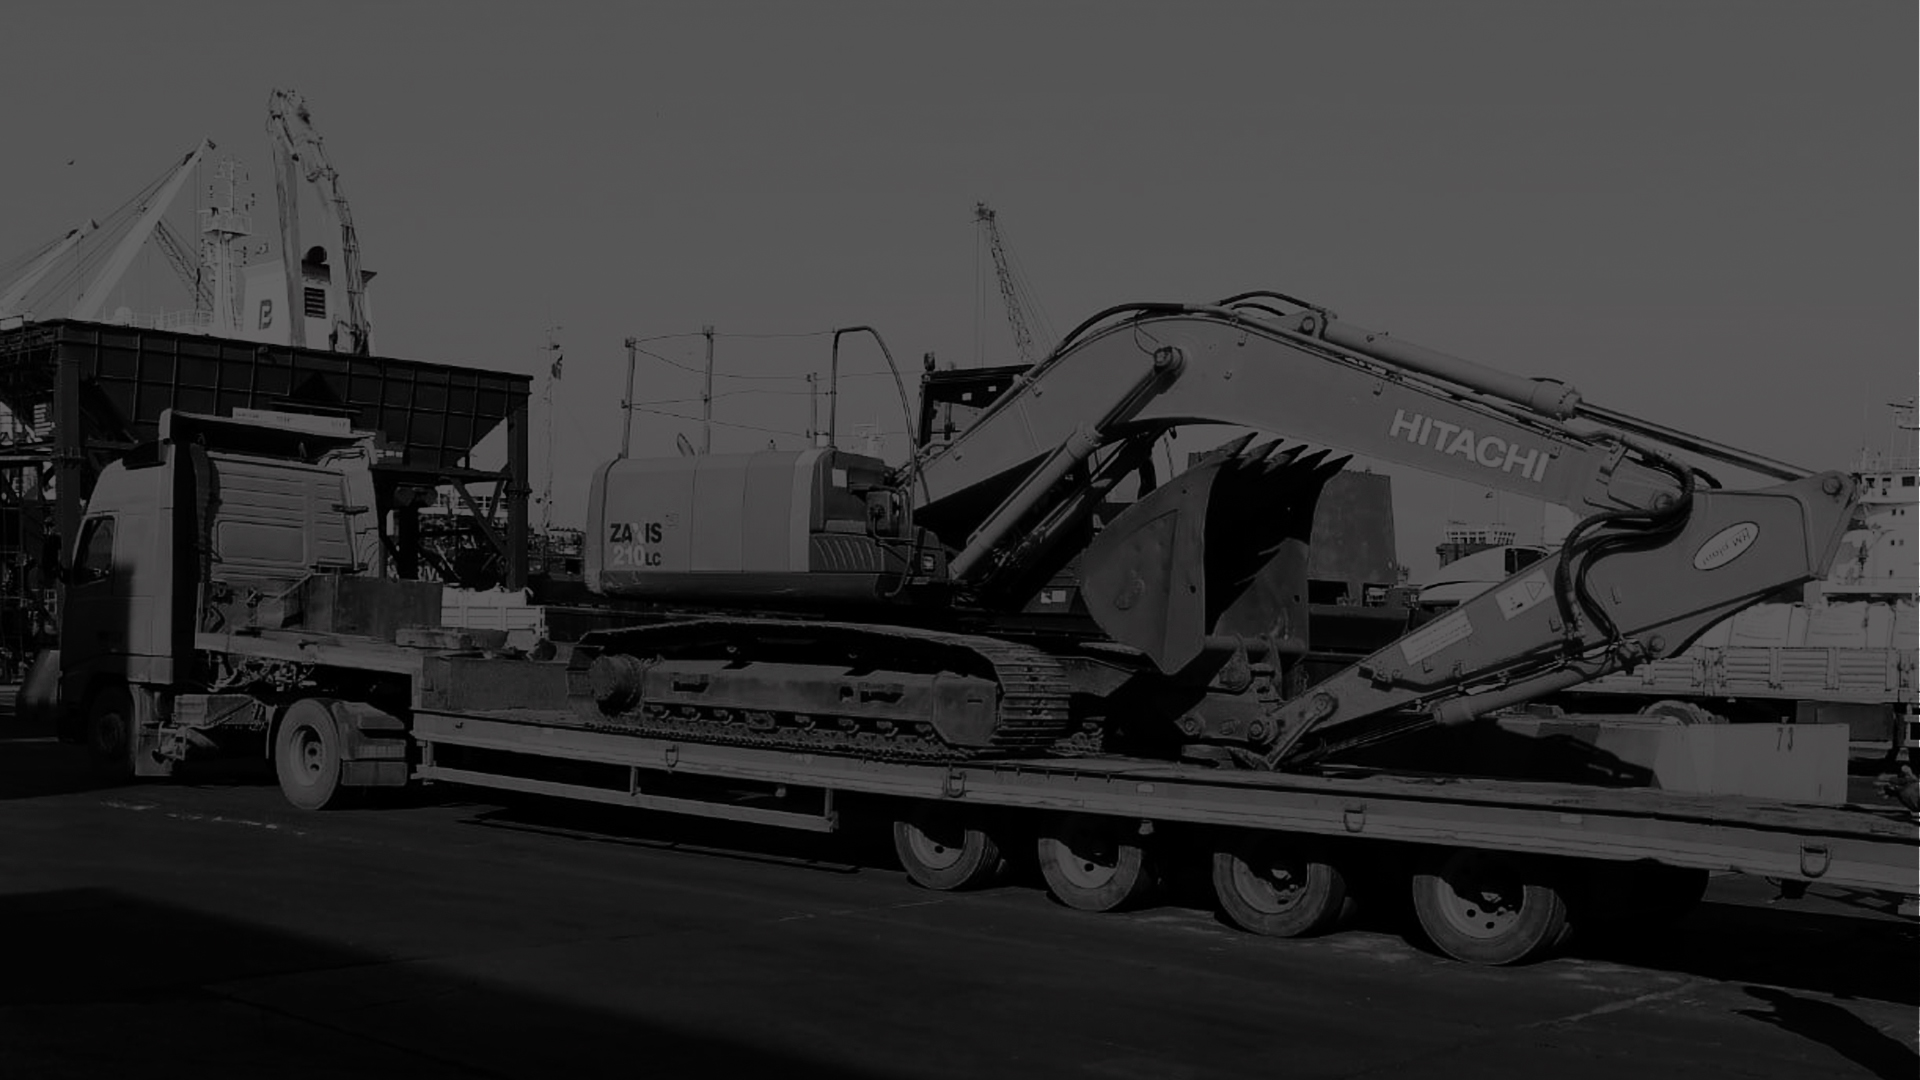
[1438,858,1525,939]
[289,727,324,784]
[1232,855,1306,914]
[905,824,965,871]
[1053,835,1120,889]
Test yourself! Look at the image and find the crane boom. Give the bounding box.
[70,142,212,322]
[0,221,98,317]
[975,202,1040,364]
[151,221,213,314]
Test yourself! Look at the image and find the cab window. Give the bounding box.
[72,516,116,586]
[1506,547,1547,573]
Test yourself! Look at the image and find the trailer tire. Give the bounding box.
[1213,834,1351,933]
[1035,814,1155,913]
[892,804,1002,891]
[1410,848,1569,966]
[274,698,350,812]
[1211,832,1348,938]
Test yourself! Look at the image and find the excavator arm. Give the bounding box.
[903,293,1860,767]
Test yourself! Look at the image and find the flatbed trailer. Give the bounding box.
[195,627,1918,968]
[411,708,1919,897]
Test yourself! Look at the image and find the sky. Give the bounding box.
[1,1,1913,577]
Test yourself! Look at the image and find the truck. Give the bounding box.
[36,289,1919,966]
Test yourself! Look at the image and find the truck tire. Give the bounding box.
[892,803,1002,891]
[1211,831,1349,938]
[274,698,350,811]
[84,682,136,782]
[1035,813,1155,913]
[1410,847,1569,966]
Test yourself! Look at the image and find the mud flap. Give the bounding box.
[1079,435,1349,674]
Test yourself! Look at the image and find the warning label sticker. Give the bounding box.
[1494,570,1553,621]
[1401,611,1473,666]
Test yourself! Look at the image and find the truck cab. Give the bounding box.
[52,408,388,756]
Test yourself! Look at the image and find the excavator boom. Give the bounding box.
[905,294,1861,765]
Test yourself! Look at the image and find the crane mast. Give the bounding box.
[266,88,372,355]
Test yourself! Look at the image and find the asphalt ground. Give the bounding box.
[2,701,1915,1080]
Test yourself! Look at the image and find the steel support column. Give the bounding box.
[506,396,529,589]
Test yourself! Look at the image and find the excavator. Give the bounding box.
[567,291,1860,770]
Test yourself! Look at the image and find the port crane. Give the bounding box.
[266,88,373,355]
[974,202,1051,365]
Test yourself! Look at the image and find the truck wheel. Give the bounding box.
[892,803,1002,891]
[84,683,135,781]
[1211,831,1348,938]
[1410,848,1569,965]
[274,699,349,811]
[1035,814,1154,913]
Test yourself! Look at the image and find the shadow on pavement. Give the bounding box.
[455,799,1918,1015]
[443,787,1920,1007]
[0,737,121,801]
[0,886,906,1079]
[1561,900,1919,1007]
[0,737,285,802]
[12,730,1916,1014]
[1735,985,1920,1080]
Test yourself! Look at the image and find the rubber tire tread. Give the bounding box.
[275,698,348,812]
[1211,833,1349,939]
[1409,848,1570,966]
[1035,814,1155,914]
[892,805,1003,891]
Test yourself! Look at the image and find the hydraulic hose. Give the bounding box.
[1551,448,1697,645]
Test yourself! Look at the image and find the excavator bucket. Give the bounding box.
[1079,436,1351,675]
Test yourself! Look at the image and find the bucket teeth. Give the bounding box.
[1291,448,1333,473]
[1206,433,1257,465]
[1259,444,1305,474]
[1242,438,1286,465]
[1314,453,1354,481]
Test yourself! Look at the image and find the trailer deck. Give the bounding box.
[410,708,1920,899]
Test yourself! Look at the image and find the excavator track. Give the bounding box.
[564,618,1077,762]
